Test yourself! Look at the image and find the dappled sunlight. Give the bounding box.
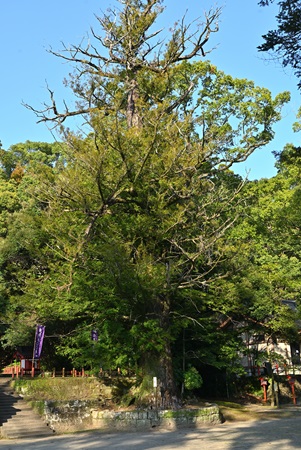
[1,415,301,449]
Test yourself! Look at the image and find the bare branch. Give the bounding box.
[160,8,221,70]
[164,81,195,114]
[25,3,221,128]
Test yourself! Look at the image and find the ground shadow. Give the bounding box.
[0,403,301,449]
[0,380,22,427]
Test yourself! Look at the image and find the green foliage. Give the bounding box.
[0,141,64,178]
[184,366,203,391]
[0,0,295,401]
[259,0,301,90]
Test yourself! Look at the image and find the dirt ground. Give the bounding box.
[1,405,301,450]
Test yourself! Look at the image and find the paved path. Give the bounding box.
[1,414,301,450]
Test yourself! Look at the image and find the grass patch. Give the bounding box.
[12,377,109,401]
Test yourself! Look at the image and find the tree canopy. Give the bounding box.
[258,0,301,89]
[0,0,299,403]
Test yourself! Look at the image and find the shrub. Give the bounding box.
[184,367,203,391]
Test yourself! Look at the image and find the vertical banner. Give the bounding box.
[34,325,45,359]
[91,330,98,342]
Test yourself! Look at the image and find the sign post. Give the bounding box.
[153,377,158,410]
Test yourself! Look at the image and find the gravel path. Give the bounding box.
[1,412,301,450]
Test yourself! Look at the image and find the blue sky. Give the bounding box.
[1,0,300,179]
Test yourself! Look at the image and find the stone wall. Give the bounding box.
[42,400,94,432]
[41,401,222,433]
[91,405,222,431]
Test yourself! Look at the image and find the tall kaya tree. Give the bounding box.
[22,0,290,402]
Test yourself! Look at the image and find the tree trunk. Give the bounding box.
[158,293,178,409]
[126,79,141,128]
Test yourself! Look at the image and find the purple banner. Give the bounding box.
[34,325,45,359]
[91,330,98,342]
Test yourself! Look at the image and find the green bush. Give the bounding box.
[184,367,203,391]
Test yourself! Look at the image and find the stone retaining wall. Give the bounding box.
[91,405,222,431]
[41,401,222,433]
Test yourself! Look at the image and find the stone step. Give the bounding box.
[2,420,52,430]
[0,379,54,439]
[1,425,54,439]
[2,413,45,422]
[1,426,54,440]
[0,416,54,439]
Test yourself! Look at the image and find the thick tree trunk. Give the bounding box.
[159,338,177,408]
[158,293,178,409]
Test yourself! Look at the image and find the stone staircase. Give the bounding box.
[0,376,55,439]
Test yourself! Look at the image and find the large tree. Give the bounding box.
[4,0,290,404]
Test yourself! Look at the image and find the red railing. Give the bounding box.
[2,365,136,378]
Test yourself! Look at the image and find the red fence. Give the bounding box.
[2,366,89,378]
[2,365,135,379]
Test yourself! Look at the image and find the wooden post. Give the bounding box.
[292,383,296,405]
[62,367,65,377]
[288,377,296,405]
[260,377,268,402]
[52,368,56,378]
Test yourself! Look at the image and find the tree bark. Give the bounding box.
[158,293,178,408]
[126,79,141,128]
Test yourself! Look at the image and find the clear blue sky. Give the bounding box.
[1,0,300,179]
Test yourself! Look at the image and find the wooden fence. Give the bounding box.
[2,365,135,379]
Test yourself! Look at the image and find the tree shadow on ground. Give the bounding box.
[1,409,301,449]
